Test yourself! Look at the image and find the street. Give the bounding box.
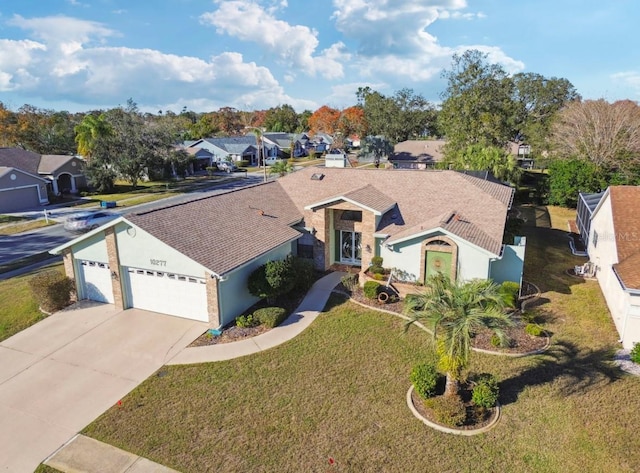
[0,174,268,267]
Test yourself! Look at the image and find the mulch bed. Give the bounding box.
[410,383,497,431]
[338,284,549,355]
[188,292,306,347]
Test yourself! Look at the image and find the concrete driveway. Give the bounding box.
[0,302,208,473]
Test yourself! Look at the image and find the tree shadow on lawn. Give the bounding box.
[500,340,622,406]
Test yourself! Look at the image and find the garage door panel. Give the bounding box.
[78,261,114,304]
[126,268,208,322]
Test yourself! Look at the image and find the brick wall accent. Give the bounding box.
[62,249,77,302]
[307,201,376,272]
[62,249,75,279]
[104,227,124,310]
[206,274,220,326]
[419,235,458,283]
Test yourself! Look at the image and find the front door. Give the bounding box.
[425,250,452,281]
[340,231,362,264]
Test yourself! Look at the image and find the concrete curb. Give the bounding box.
[406,385,501,436]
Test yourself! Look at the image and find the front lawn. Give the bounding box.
[0,219,56,236]
[0,263,64,342]
[85,203,640,472]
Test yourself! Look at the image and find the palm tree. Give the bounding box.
[74,113,112,160]
[404,274,513,397]
[269,160,293,177]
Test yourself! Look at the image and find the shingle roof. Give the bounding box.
[38,155,79,174]
[609,186,640,290]
[126,183,302,276]
[278,167,513,256]
[0,147,41,175]
[391,140,446,163]
[308,184,396,215]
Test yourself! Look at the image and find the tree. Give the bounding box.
[75,113,112,159]
[550,99,640,178]
[269,160,293,177]
[263,104,298,132]
[443,144,521,184]
[511,72,579,153]
[308,105,341,134]
[547,158,606,207]
[247,256,296,302]
[0,102,18,146]
[438,50,516,153]
[404,274,512,397]
[358,87,436,143]
[15,105,77,154]
[337,106,367,139]
[359,135,393,162]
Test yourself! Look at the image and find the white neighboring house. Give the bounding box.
[587,186,640,349]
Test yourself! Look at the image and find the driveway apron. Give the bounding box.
[0,302,207,473]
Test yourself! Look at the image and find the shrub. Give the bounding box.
[630,343,640,364]
[430,395,467,426]
[525,323,545,337]
[472,373,499,408]
[404,293,424,311]
[372,273,384,281]
[340,273,358,292]
[255,307,287,328]
[248,256,296,302]
[205,166,217,176]
[410,363,439,399]
[291,257,316,291]
[490,334,501,347]
[371,256,383,267]
[371,265,385,275]
[29,270,75,313]
[520,310,541,324]
[238,160,250,167]
[236,314,259,328]
[499,281,520,308]
[363,281,381,300]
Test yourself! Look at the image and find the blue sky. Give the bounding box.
[0,0,638,113]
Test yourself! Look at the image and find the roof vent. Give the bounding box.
[311,173,324,181]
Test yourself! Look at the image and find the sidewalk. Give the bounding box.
[169,271,345,364]
[43,271,345,473]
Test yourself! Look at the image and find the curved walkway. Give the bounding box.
[168,271,346,365]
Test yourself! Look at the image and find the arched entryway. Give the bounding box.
[420,236,458,282]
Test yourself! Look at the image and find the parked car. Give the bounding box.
[216,161,238,173]
[64,211,118,233]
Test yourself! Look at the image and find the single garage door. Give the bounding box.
[78,260,114,303]
[0,187,40,213]
[126,268,209,322]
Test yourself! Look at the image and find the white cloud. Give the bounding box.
[331,0,521,86]
[611,71,640,95]
[0,15,292,111]
[200,0,349,79]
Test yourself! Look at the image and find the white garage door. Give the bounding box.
[78,260,114,303]
[126,268,209,322]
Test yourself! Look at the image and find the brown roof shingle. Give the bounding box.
[609,186,640,290]
[126,183,302,276]
[0,147,41,176]
[279,167,512,256]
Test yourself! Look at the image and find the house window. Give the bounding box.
[592,230,599,247]
[340,210,362,222]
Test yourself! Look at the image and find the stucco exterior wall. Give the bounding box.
[490,236,526,285]
[114,222,207,277]
[622,293,640,349]
[70,232,109,263]
[380,230,493,283]
[217,241,293,327]
[0,171,48,211]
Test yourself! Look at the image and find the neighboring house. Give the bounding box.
[0,166,50,212]
[187,137,258,165]
[0,147,87,212]
[50,167,524,328]
[185,147,215,172]
[586,186,640,349]
[389,140,446,169]
[507,141,534,168]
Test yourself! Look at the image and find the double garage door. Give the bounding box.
[77,260,208,322]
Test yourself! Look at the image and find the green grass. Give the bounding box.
[0,215,29,224]
[0,263,64,342]
[0,219,56,236]
[81,203,640,472]
[33,464,63,473]
[84,208,640,473]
